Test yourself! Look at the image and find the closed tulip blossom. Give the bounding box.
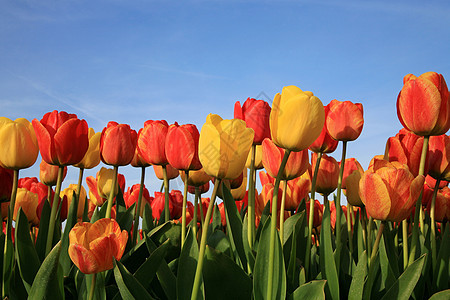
[181,168,211,188]
[359,159,424,222]
[32,110,89,166]
[60,184,87,220]
[151,192,173,221]
[234,98,271,145]
[340,158,364,189]
[270,86,325,151]
[309,104,339,154]
[427,134,450,181]
[306,200,323,228]
[282,172,311,211]
[75,128,101,169]
[153,164,179,180]
[100,122,137,166]
[123,184,152,216]
[326,100,364,142]
[86,168,126,207]
[138,120,170,166]
[0,117,39,170]
[13,188,39,225]
[386,129,424,177]
[68,218,128,274]
[165,123,202,171]
[262,138,309,180]
[39,160,67,186]
[311,153,339,195]
[199,114,254,180]
[397,72,450,136]
[344,170,364,207]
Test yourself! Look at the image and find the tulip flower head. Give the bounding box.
[100,122,137,166]
[32,110,89,166]
[386,129,424,177]
[165,123,202,171]
[427,134,450,181]
[397,72,450,136]
[326,99,364,142]
[199,114,254,180]
[138,120,170,166]
[234,98,271,145]
[40,160,67,186]
[68,218,128,274]
[270,86,325,151]
[0,117,39,170]
[75,128,101,169]
[311,152,339,195]
[309,104,339,153]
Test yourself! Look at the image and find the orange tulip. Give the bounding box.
[311,152,339,195]
[165,123,202,171]
[397,72,450,136]
[39,160,67,186]
[153,164,179,180]
[344,170,364,207]
[75,128,101,169]
[130,145,151,168]
[427,134,450,180]
[309,104,339,153]
[123,184,152,216]
[326,99,364,141]
[340,158,364,189]
[68,218,128,274]
[181,168,211,188]
[359,159,424,222]
[32,110,89,166]
[386,129,424,176]
[305,200,323,228]
[234,98,271,145]
[138,120,170,166]
[100,122,137,166]
[425,186,450,222]
[282,173,311,211]
[13,188,39,225]
[262,138,309,180]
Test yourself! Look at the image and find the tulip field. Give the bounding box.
[1,72,450,299]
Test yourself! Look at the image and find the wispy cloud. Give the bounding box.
[135,63,231,80]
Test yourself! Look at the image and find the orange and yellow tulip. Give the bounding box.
[75,128,101,169]
[326,99,364,141]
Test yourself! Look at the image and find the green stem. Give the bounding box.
[267,150,291,300]
[335,140,348,271]
[162,165,170,222]
[132,167,146,245]
[279,180,287,244]
[181,170,189,248]
[193,187,199,238]
[248,144,256,248]
[306,151,322,278]
[191,178,221,300]
[197,187,204,227]
[430,177,440,272]
[361,206,367,250]
[367,217,373,258]
[347,203,354,255]
[368,221,385,268]
[105,166,118,219]
[46,166,65,256]
[88,273,97,300]
[402,219,408,270]
[75,168,84,220]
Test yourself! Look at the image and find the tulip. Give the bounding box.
[359,160,424,222]
[87,168,126,207]
[13,188,39,225]
[326,100,364,142]
[32,110,89,166]
[270,86,325,152]
[426,186,450,222]
[68,218,128,274]
[74,128,101,169]
[245,144,263,170]
[0,117,39,170]
[153,164,179,180]
[311,153,339,195]
[165,123,202,171]
[138,120,170,166]
[151,192,173,221]
[100,122,137,166]
[123,184,152,216]
[425,175,448,189]
[344,170,364,207]
[283,172,311,211]
[198,114,254,180]
[234,98,271,145]
[427,134,450,181]
[397,72,450,136]
[309,104,339,154]
[306,200,323,228]
[39,160,67,186]
[60,184,87,220]
[230,172,248,201]
[340,158,364,189]
[386,129,424,177]
[130,146,151,168]
[262,138,309,180]
[181,168,211,188]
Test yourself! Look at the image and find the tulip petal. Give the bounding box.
[54,118,89,165]
[360,172,391,221]
[68,244,99,274]
[32,119,57,165]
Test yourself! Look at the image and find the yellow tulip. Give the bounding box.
[0,117,39,169]
[231,171,248,201]
[199,114,254,180]
[270,86,325,151]
[61,184,87,219]
[74,128,101,169]
[245,144,263,170]
[13,188,39,225]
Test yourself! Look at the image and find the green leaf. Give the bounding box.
[142,203,154,234]
[241,213,255,273]
[380,254,426,300]
[114,259,153,300]
[377,234,397,293]
[29,242,64,300]
[207,229,232,257]
[121,238,150,275]
[2,212,14,297]
[60,190,79,276]
[288,280,326,300]
[203,246,252,299]
[253,216,286,300]
[433,223,450,293]
[211,204,222,233]
[15,208,41,293]
[35,200,51,262]
[429,289,450,300]
[348,251,367,300]
[222,185,248,269]
[255,200,271,249]
[177,228,202,300]
[319,203,339,300]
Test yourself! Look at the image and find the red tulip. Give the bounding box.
[397,72,450,136]
[151,192,173,221]
[165,123,202,171]
[68,218,128,274]
[262,138,309,180]
[326,100,364,141]
[32,110,89,166]
[138,120,170,165]
[309,104,339,153]
[359,159,424,222]
[123,184,152,217]
[386,129,424,176]
[427,134,450,180]
[100,121,137,166]
[234,98,271,144]
[306,200,323,228]
[311,153,339,195]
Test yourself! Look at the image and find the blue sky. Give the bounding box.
[1,0,450,200]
